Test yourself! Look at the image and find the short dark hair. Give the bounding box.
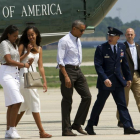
[0,25,18,43]
[72,20,85,28]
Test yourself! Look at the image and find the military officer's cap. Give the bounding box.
[107,26,123,36]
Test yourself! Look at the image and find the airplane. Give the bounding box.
[0,0,118,45]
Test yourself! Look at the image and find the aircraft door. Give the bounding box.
[71,0,86,22]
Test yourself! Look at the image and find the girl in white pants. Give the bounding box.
[0,25,33,139]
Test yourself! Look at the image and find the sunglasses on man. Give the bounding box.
[75,27,85,33]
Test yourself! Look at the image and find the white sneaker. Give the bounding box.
[5,130,11,139]
[7,127,21,139]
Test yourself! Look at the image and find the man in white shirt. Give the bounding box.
[57,20,91,136]
[117,28,140,127]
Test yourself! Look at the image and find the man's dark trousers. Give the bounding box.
[87,87,133,128]
[59,66,92,132]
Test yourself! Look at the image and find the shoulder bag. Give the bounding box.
[24,65,43,88]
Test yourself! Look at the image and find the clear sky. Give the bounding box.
[105,0,140,23]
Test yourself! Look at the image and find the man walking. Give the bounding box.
[57,20,91,136]
[85,27,140,135]
[117,28,140,127]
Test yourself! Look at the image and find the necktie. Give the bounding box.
[114,45,117,58]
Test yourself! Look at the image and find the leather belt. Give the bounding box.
[1,63,8,65]
[65,64,79,69]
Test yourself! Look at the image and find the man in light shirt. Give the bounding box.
[57,20,91,136]
[117,28,140,127]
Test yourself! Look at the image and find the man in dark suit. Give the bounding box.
[85,27,140,135]
[117,28,140,127]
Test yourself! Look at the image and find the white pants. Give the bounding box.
[0,65,24,106]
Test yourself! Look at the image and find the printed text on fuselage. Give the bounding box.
[2,4,62,18]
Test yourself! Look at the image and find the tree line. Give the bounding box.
[84,17,140,37]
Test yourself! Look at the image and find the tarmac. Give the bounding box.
[0,87,140,140]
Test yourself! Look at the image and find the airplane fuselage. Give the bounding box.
[0,0,118,45]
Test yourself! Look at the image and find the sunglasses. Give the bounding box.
[75,27,85,33]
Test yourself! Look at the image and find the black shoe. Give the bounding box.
[124,127,140,135]
[72,124,87,135]
[85,125,96,135]
[118,121,123,128]
[62,130,77,136]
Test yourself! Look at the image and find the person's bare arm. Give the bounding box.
[38,47,47,92]
[18,44,33,62]
[4,54,33,68]
[59,65,71,88]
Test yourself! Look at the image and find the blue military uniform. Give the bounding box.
[96,41,131,90]
[87,27,134,129]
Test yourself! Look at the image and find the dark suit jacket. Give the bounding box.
[124,41,140,79]
[94,41,132,90]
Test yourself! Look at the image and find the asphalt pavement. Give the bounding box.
[0,87,140,140]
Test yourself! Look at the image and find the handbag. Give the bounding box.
[24,65,43,88]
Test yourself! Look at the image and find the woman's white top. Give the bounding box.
[19,50,39,76]
[0,40,20,64]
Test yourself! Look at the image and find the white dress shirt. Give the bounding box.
[57,32,82,66]
[0,40,20,64]
[110,44,118,53]
[127,41,138,70]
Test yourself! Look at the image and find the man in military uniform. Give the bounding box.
[85,27,140,135]
[117,28,140,127]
